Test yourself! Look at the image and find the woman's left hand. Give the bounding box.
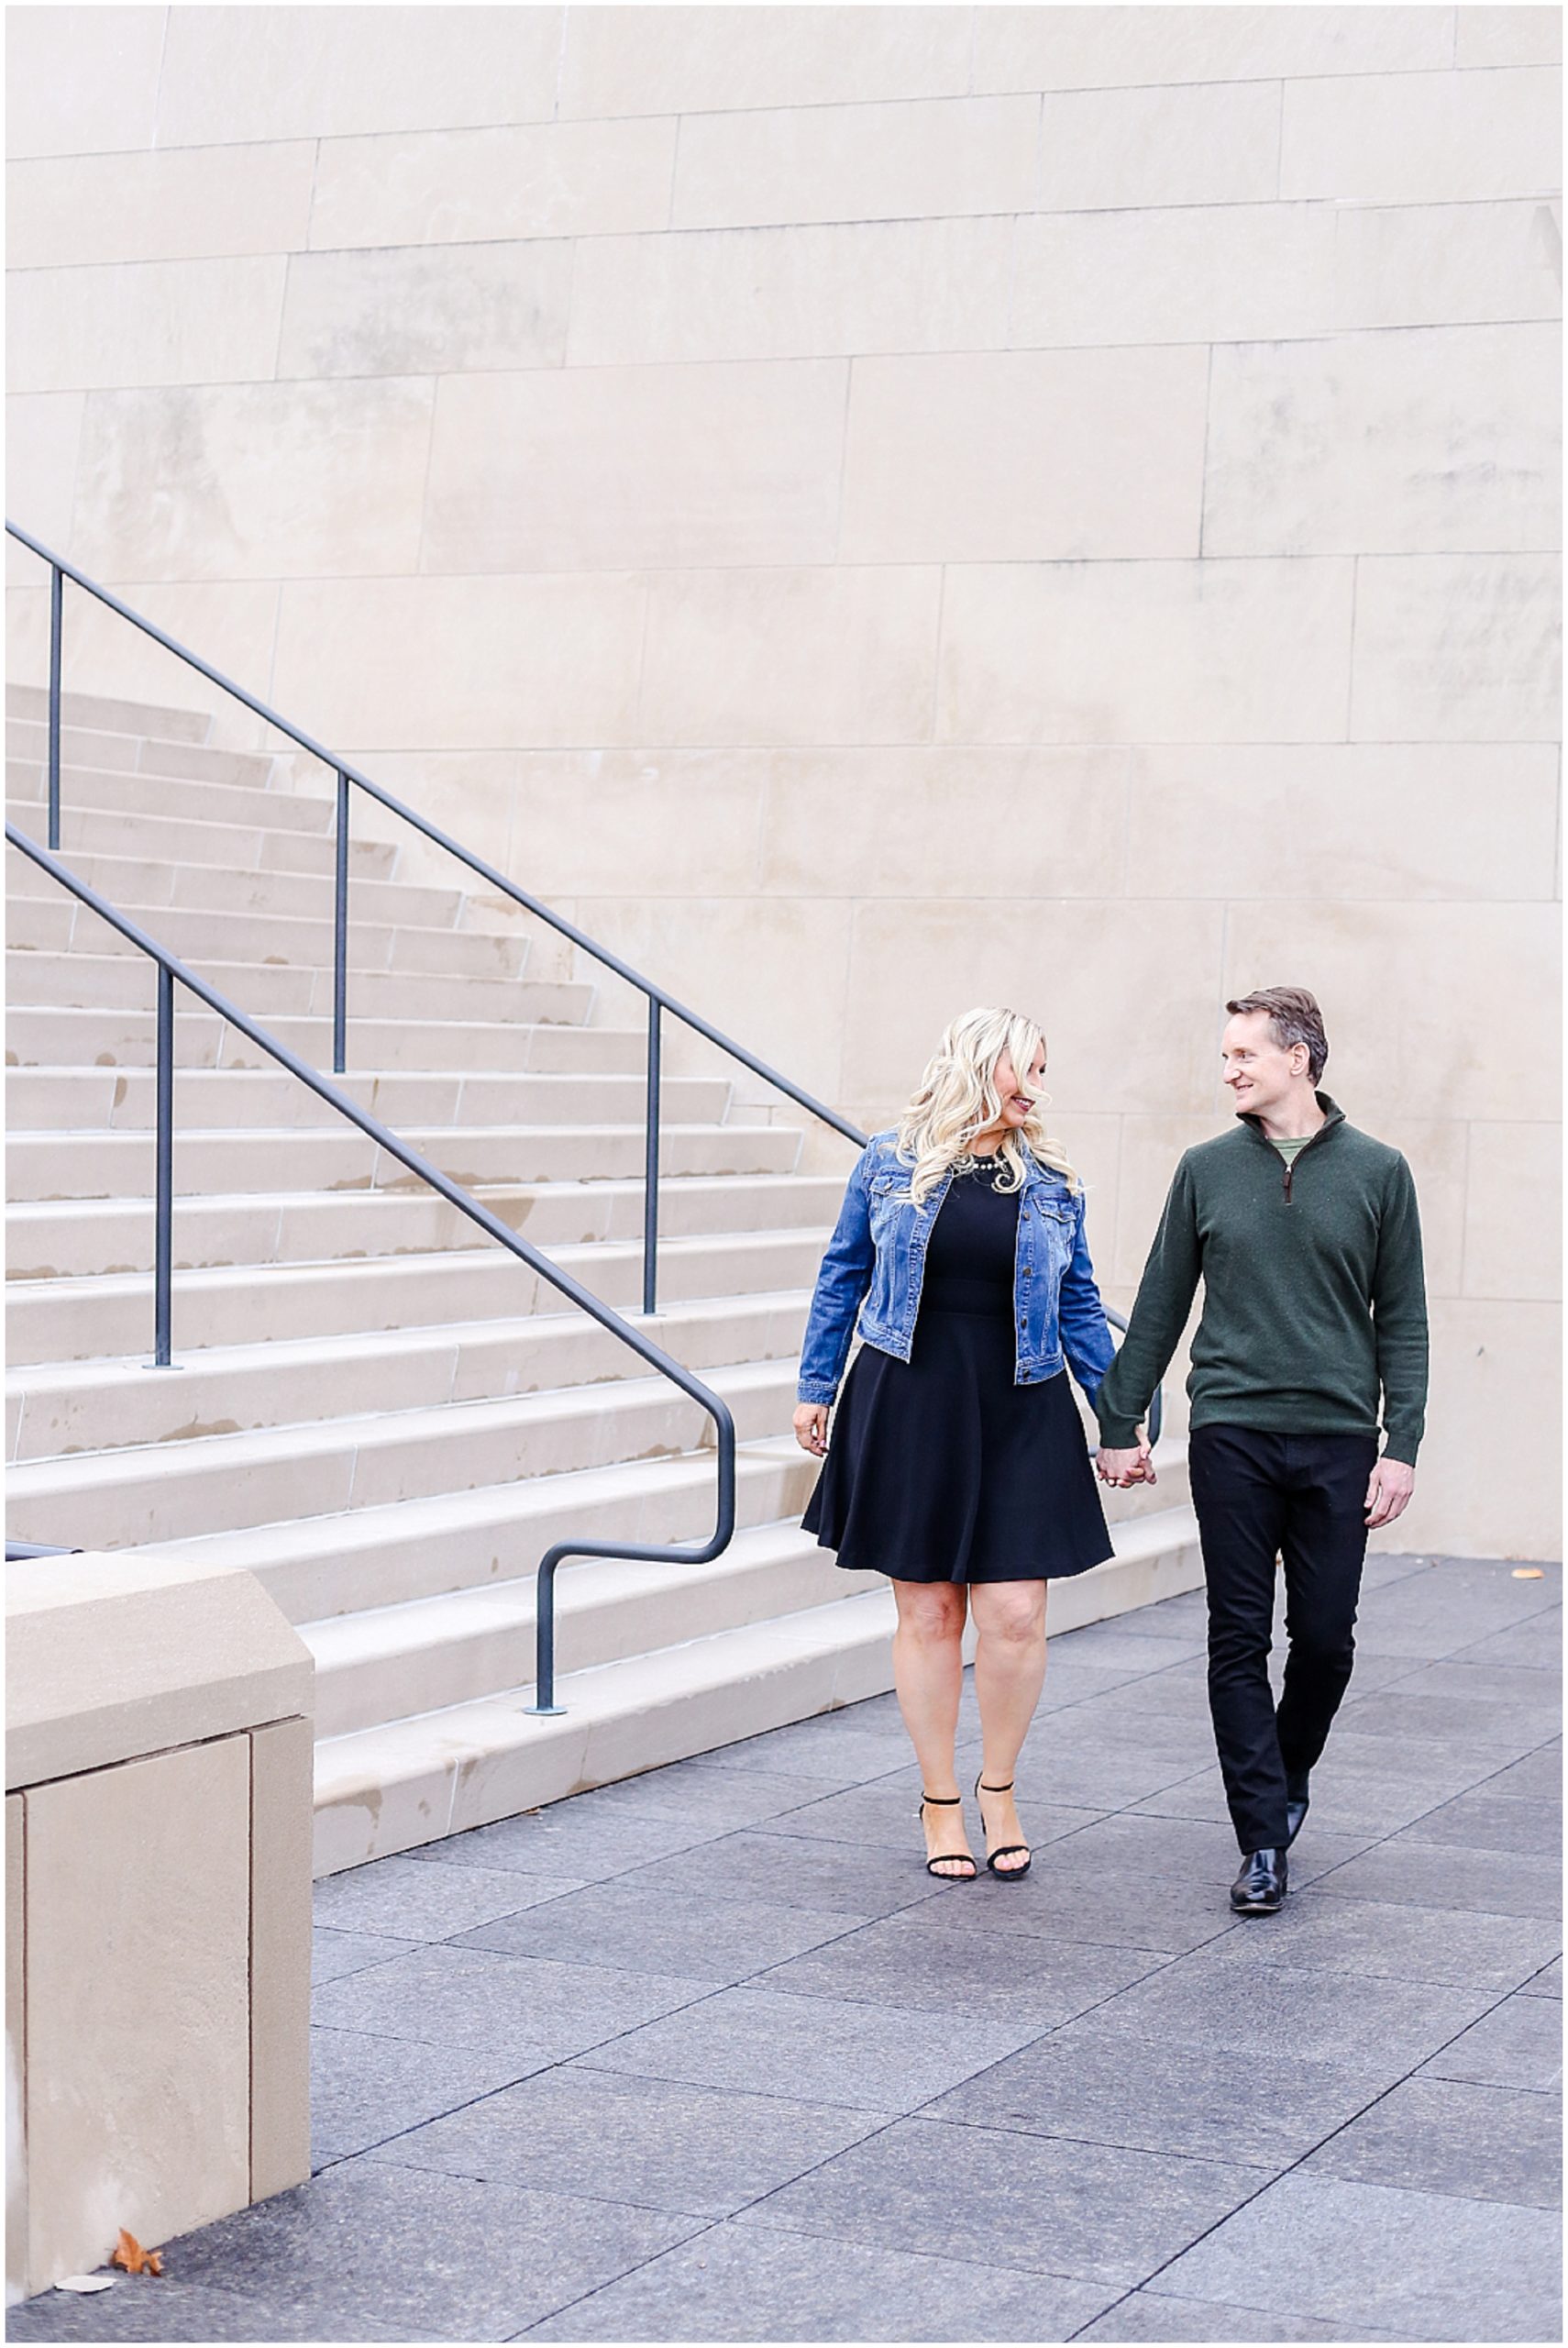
[793,1403,829,1456]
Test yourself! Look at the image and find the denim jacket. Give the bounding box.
[797,1130,1118,1407]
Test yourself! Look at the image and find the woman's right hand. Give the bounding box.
[793,1403,829,1456]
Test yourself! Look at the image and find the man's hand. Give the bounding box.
[1097,1438,1155,1488]
[793,1403,829,1456]
[1365,1455,1415,1528]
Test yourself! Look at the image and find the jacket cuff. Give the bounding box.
[797,1381,838,1407]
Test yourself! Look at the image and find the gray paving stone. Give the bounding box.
[1037,1624,1207,1673]
[313,1854,580,1940]
[1207,1888,1562,1990]
[751,2114,1264,2287]
[1317,1837,1562,1917]
[519,2208,1120,2341]
[1396,1788,1562,1854]
[1520,1954,1562,1997]
[579,1984,1038,2110]
[1456,1608,1562,1670]
[312,1925,418,1986]
[1075,2287,1405,2342]
[925,2025,1381,2168]
[1387,1656,1563,1710]
[2,2277,430,2342]
[699,1713,922,1781]
[1353,1586,1557,1663]
[369,2064,889,2217]
[1085,1942,1494,2071]
[1129,1760,1486,1842]
[1420,1991,1564,2089]
[1328,1686,1550,1756]
[547,1757,842,1827]
[759,1772,1103,1859]
[896,1859,1239,1957]
[452,1879,856,1983]
[311,1939,711,2060]
[310,2023,547,2167]
[613,1823,946,1917]
[1358,1552,1437,1593]
[1154,2168,1562,2341]
[1303,2076,1562,2207]
[162,2154,702,2340]
[1048,1810,1374,1886]
[406,1803,717,1882]
[1036,1659,1187,1712]
[1482,1743,1562,1800]
[756,1912,1161,2027]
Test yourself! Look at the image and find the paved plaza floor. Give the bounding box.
[11,1554,1562,2343]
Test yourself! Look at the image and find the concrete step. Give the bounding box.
[123,1428,1188,1629]
[111,1438,821,1623]
[8,1289,811,1458]
[305,1518,882,1739]
[299,1462,1192,1739]
[5,1003,624,1073]
[6,797,400,879]
[7,840,526,934]
[7,892,533,979]
[5,947,586,1027]
[7,683,213,743]
[7,716,281,790]
[311,1503,1207,1875]
[9,759,330,835]
[6,1117,798,1203]
[6,1169,845,1279]
[5,1064,728,1137]
[5,1355,797,1550]
[7,1226,831,1360]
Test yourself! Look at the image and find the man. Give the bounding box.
[1095,987,1428,1915]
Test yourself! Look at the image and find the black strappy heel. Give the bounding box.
[976,1775,1032,1880]
[917,1792,977,1882]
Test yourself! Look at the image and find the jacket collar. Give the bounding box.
[1237,1088,1345,1147]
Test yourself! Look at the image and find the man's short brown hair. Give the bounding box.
[1225,986,1329,1083]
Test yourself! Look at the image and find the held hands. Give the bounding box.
[1097,1436,1155,1489]
[793,1403,830,1457]
[1365,1455,1415,1528]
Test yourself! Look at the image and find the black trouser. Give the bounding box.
[1187,1423,1379,1852]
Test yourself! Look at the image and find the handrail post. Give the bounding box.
[530,1549,566,1715]
[153,963,174,1367]
[643,994,661,1316]
[47,565,62,851]
[333,770,349,1074]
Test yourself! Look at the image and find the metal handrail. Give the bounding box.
[6,520,1162,1700]
[6,522,862,1324]
[5,825,735,1712]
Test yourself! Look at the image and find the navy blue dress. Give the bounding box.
[801,1158,1114,1584]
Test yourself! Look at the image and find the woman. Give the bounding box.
[793,1007,1117,1883]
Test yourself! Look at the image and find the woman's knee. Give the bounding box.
[893,1581,966,1645]
[972,1582,1046,1647]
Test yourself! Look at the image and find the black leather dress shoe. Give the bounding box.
[1230,1848,1288,1913]
[1285,1775,1310,1848]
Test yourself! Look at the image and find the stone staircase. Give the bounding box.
[6,683,1202,1877]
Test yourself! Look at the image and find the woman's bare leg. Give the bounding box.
[969,1579,1048,1871]
[890,1578,971,1875]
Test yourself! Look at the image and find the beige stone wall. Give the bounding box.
[6,6,1562,1556]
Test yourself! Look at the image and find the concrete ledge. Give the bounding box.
[6,1554,314,2301]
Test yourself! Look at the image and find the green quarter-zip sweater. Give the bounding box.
[1095,1092,1429,1464]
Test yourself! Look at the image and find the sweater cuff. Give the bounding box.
[1382,1429,1422,1467]
[1095,1405,1143,1448]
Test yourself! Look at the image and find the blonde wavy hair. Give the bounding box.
[894,1006,1079,1206]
